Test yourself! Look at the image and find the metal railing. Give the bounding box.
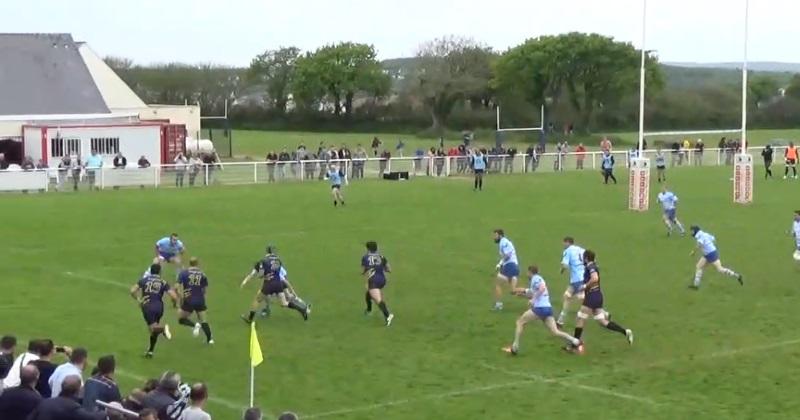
[0,146,779,193]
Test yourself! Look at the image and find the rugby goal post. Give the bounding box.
[495,105,545,133]
[734,0,754,205]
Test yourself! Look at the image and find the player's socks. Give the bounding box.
[573,327,583,340]
[474,179,479,190]
[364,291,373,312]
[201,323,212,342]
[287,301,307,319]
[248,311,256,322]
[334,200,338,207]
[676,222,686,234]
[693,270,703,287]
[493,301,503,311]
[605,321,627,335]
[377,302,390,319]
[479,179,483,190]
[148,333,159,352]
[178,318,194,328]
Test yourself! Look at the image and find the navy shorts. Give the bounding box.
[656,165,666,170]
[368,277,386,290]
[583,290,604,310]
[158,251,176,262]
[474,169,485,174]
[500,263,520,278]
[664,208,676,221]
[261,281,287,296]
[181,301,207,313]
[532,306,553,320]
[331,184,341,190]
[704,251,720,264]
[141,305,164,326]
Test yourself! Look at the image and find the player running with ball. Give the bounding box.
[492,229,519,311]
[503,265,583,356]
[656,185,686,236]
[689,225,744,289]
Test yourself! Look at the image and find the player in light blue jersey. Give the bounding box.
[502,266,583,355]
[689,226,743,289]
[472,150,487,191]
[657,185,686,236]
[557,237,585,327]
[789,211,800,261]
[154,233,186,267]
[492,229,520,311]
[327,164,346,207]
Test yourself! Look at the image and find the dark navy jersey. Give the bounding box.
[138,274,170,307]
[362,253,388,282]
[583,262,601,292]
[177,268,208,303]
[255,254,283,284]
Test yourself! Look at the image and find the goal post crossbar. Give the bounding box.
[496,105,545,132]
[643,128,742,137]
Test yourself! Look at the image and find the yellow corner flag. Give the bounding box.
[249,322,264,367]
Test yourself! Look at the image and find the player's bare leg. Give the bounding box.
[177,309,198,335]
[369,288,392,326]
[279,292,309,320]
[503,310,535,355]
[544,317,581,347]
[493,275,507,310]
[712,260,743,285]
[242,293,264,324]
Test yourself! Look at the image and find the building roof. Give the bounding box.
[0,33,110,115]
[77,42,147,111]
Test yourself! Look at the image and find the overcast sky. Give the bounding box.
[7,0,798,66]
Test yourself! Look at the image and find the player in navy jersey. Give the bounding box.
[240,245,309,323]
[129,264,179,358]
[328,164,346,207]
[362,241,394,326]
[175,257,213,344]
[569,250,633,353]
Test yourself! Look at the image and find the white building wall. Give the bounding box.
[23,125,162,168]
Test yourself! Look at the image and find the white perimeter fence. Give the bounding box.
[0,146,781,193]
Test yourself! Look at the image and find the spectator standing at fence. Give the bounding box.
[22,156,35,171]
[600,137,612,153]
[435,148,446,176]
[277,148,290,179]
[0,153,8,170]
[601,150,617,184]
[554,141,564,171]
[82,355,121,412]
[0,364,41,419]
[338,144,352,176]
[379,150,391,178]
[36,159,46,170]
[3,339,40,388]
[138,156,151,169]
[655,148,667,183]
[505,146,517,173]
[695,139,704,166]
[113,153,127,169]
[48,347,87,398]
[575,143,586,170]
[414,148,424,174]
[85,150,103,190]
[353,145,367,179]
[178,383,210,420]
[670,141,680,167]
[525,145,536,172]
[30,339,69,398]
[174,153,188,188]
[265,151,278,182]
[188,154,202,187]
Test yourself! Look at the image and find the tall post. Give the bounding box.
[733,0,754,204]
[628,0,651,212]
[249,364,255,407]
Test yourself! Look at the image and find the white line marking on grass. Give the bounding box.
[302,380,533,419]
[481,363,658,406]
[64,271,129,289]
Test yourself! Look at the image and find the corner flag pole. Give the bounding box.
[249,322,264,407]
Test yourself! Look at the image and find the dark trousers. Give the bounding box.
[603,168,617,184]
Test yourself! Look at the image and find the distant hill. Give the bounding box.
[381,57,797,90]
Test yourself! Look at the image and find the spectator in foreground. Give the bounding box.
[141,371,181,414]
[29,375,106,420]
[278,412,299,420]
[30,339,70,397]
[113,153,127,169]
[0,335,16,393]
[178,383,210,420]
[83,355,121,412]
[3,339,40,388]
[138,155,151,168]
[139,408,158,420]
[243,407,262,420]
[0,364,42,419]
[49,347,87,398]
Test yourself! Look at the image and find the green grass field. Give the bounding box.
[229,128,800,159]
[3,166,800,419]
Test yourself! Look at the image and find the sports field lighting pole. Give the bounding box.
[628,0,651,211]
[733,0,754,204]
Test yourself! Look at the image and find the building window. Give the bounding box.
[50,137,81,157]
[90,137,120,155]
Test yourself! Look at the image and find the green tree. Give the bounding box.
[409,36,495,131]
[248,47,301,113]
[748,74,780,107]
[783,74,800,100]
[292,43,389,117]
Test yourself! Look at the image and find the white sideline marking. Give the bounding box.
[302,380,533,419]
[481,363,658,405]
[64,271,129,289]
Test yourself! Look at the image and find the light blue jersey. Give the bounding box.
[527,274,551,308]
[156,237,184,255]
[601,154,614,169]
[695,230,717,255]
[561,245,585,285]
[498,237,518,266]
[655,152,666,167]
[473,155,487,170]
[328,170,343,186]
[657,191,678,211]
[792,221,800,249]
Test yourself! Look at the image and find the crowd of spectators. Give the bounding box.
[0,335,292,420]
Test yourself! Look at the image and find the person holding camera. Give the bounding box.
[30,340,72,398]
